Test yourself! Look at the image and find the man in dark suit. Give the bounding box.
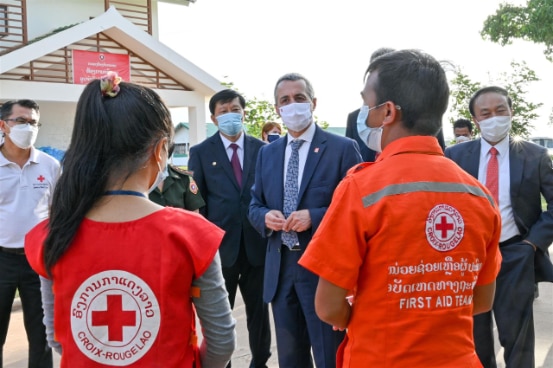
[188,89,271,368]
[249,73,362,368]
[445,86,553,368]
[346,47,446,158]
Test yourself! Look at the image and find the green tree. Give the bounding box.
[449,70,481,122]
[481,0,553,61]
[244,97,280,138]
[448,61,543,138]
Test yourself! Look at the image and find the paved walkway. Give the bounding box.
[4,284,553,367]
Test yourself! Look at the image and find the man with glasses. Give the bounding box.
[0,100,59,367]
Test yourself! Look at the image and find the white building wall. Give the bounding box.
[36,102,76,150]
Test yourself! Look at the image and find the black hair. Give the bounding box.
[44,80,173,273]
[0,99,40,119]
[468,86,512,117]
[453,118,473,133]
[370,47,396,63]
[209,89,246,115]
[365,49,449,136]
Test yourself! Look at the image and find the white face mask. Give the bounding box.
[478,115,511,143]
[7,124,39,149]
[148,144,168,193]
[356,103,386,152]
[148,162,167,193]
[279,103,313,132]
[366,125,384,153]
[454,135,471,144]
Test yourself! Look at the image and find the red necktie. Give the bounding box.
[230,143,242,187]
[486,147,499,204]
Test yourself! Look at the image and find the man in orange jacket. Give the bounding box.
[299,49,502,367]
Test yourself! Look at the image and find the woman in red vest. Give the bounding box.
[25,73,236,368]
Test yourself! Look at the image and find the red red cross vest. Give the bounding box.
[25,208,224,368]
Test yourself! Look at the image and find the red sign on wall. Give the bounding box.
[72,50,131,85]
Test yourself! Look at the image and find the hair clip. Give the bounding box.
[100,71,122,98]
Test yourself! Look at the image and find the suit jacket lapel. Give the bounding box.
[212,134,241,191]
[274,138,287,210]
[465,139,481,178]
[242,135,256,191]
[298,126,326,200]
[509,138,524,199]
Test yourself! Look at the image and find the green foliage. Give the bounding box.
[449,70,481,122]
[481,0,553,61]
[448,61,543,139]
[499,61,542,137]
[245,97,279,139]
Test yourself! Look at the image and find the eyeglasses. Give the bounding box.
[4,117,42,128]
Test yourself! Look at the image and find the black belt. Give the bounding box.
[0,246,25,255]
[499,235,522,247]
[282,243,301,252]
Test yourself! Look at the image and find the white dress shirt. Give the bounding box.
[478,136,520,242]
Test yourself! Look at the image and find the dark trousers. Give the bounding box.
[474,241,536,368]
[223,243,271,368]
[0,251,52,368]
[271,246,344,368]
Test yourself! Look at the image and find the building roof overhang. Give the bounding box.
[0,6,222,96]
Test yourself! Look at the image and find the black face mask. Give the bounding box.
[267,134,280,143]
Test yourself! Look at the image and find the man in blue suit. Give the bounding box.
[249,73,362,367]
[445,86,553,368]
[188,89,271,368]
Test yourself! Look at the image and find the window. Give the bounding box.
[173,143,189,156]
[0,4,7,37]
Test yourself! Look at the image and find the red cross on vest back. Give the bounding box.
[486,147,499,204]
[435,215,454,238]
[92,294,136,341]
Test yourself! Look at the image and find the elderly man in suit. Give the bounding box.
[188,89,271,368]
[249,73,362,368]
[445,86,553,368]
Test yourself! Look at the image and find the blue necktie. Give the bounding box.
[282,139,304,249]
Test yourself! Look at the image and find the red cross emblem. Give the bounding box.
[71,271,160,365]
[37,175,45,182]
[435,215,454,239]
[426,204,465,252]
[91,294,136,341]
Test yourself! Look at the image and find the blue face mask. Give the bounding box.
[267,133,280,143]
[216,112,243,136]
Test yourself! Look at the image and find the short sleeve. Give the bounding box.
[475,211,502,285]
[299,176,366,290]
